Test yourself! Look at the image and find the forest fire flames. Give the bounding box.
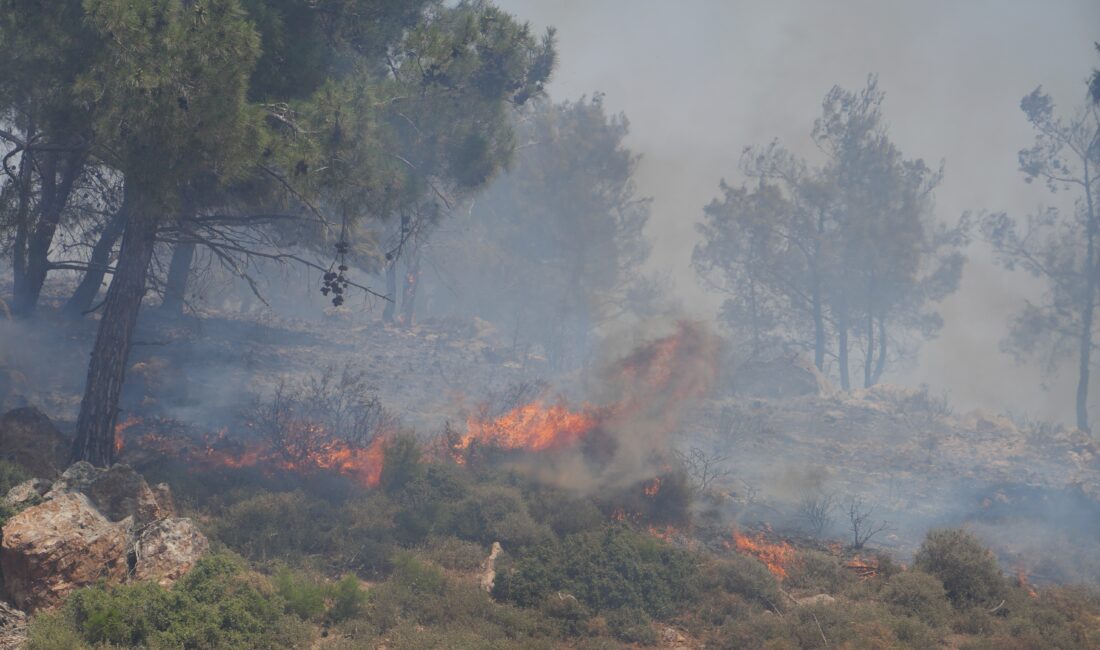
[113,415,143,454]
[119,424,388,489]
[455,322,720,460]
[729,530,797,580]
[458,400,601,454]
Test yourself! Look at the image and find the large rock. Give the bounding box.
[46,461,169,524]
[133,518,208,586]
[0,407,68,478]
[0,492,130,611]
[1,462,205,612]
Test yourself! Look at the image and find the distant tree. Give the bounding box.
[981,84,1100,432]
[695,77,967,389]
[422,95,653,369]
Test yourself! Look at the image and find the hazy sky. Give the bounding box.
[494,1,1100,422]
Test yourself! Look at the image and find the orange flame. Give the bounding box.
[643,477,662,497]
[459,400,600,455]
[729,530,796,580]
[113,415,143,454]
[1015,567,1038,598]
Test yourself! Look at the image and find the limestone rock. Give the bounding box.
[3,479,51,507]
[0,492,130,611]
[133,518,208,586]
[480,541,503,593]
[46,462,166,524]
[0,407,68,478]
[0,601,27,650]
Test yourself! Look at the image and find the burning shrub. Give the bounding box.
[914,528,1007,608]
[250,364,397,466]
[494,526,699,619]
[882,571,952,627]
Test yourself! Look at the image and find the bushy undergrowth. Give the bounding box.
[26,554,311,650]
[28,438,1100,650]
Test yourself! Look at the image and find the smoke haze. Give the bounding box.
[496,0,1100,422]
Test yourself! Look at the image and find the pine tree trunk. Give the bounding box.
[12,151,82,317]
[872,317,887,384]
[863,310,875,388]
[399,244,421,327]
[1077,165,1097,434]
[838,310,850,391]
[70,212,159,466]
[161,240,196,316]
[382,259,397,324]
[63,197,129,318]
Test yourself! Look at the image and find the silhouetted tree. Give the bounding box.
[981,83,1100,432]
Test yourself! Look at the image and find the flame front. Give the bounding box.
[113,415,143,454]
[459,400,600,453]
[729,530,796,580]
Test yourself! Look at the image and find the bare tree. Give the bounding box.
[798,491,837,537]
[845,496,893,550]
[674,445,732,493]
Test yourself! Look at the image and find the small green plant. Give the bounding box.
[914,528,1006,608]
[882,570,951,627]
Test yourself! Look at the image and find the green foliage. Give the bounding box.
[424,536,488,572]
[445,484,551,550]
[27,553,309,649]
[274,567,328,621]
[783,549,854,594]
[707,555,783,609]
[0,459,31,495]
[379,434,425,493]
[605,607,656,644]
[914,528,1007,608]
[882,570,952,627]
[210,490,341,562]
[495,526,699,618]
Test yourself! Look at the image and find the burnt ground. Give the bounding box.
[2,306,1099,586]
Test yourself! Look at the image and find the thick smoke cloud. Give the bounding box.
[495,0,1100,422]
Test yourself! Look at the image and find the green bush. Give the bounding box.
[210,491,340,563]
[379,434,425,493]
[882,571,951,627]
[914,528,1006,608]
[605,607,656,644]
[444,484,551,550]
[709,555,782,608]
[783,550,853,594]
[495,526,699,618]
[0,459,31,495]
[274,567,328,621]
[424,535,488,572]
[27,553,309,649]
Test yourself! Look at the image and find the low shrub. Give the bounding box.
[882,570,951,627]
[605,606,656,644]
[783,549,853,594]
[708,554,782,608]
[495,526,699,618]
[26,553,310,649]
[914,528,1006,608]
[0,459,31,495]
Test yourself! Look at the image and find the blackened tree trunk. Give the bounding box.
[63,196,129,318]
[160,240,196,316]
[1077,165,1098,434]
[872,316,887,384]
[399,243,421,326]
[12,151,83,316]
[382,258,397,323]
[811,214,826,371]
[837,309,850,391]
[70,211,159,466]
[863,309,875,388]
